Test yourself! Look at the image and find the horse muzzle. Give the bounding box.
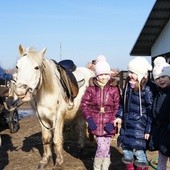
[15,86,33,102]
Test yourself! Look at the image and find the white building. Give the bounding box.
[130,0,170,64]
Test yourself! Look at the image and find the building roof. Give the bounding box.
[130,0,170,56]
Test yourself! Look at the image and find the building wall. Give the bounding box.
[151,19,170,57]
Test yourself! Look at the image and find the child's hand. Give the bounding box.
[105,122,114,134]
[113,118,122,127]
[87,117,97,131]
[145,134,150,140]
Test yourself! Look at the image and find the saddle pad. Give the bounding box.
[72,70,84,82]
[72,70,85,88]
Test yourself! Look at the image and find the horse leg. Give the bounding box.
[38,125,52,170]
[53,117,64,166]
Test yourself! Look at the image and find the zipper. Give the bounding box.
[100,86,104,113]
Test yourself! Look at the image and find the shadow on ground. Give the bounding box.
[0,115,163,170]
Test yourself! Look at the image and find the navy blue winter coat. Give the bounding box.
[152,87,170,156]
[117,83,153,150]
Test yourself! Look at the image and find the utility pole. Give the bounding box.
[59,42,62,61]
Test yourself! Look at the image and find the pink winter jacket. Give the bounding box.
[81,77,120,137]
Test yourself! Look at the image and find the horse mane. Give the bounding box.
[41,59,56,93]
[27,48,55,93]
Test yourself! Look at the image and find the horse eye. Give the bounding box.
[35,66,39,70]
[16,66,18,69]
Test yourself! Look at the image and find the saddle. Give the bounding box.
[52,59,79,107]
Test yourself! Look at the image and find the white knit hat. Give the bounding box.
[128,57,152,81]
[96,55,106,62]
[95,60,111,76]
[153,56,170,80]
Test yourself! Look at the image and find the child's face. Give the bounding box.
[128,71,138,82]
[97,74,110,85]
[155,75,170,88]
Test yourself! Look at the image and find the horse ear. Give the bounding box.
[40,47,47,57]
[19,44,26,57]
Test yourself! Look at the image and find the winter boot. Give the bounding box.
[93,157,103,170]
[122,157,135,170]
[136,166,148,170]
[135,161,149,170]
[101,158,110,170]
[125,163,135,170]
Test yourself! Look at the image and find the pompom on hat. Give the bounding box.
[153,56,166,66]
[128,57,152,82]
[96,55,106,62]
[95,55,111,76]
[153,56,170,80]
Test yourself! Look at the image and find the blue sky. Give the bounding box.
[0,0,155,70]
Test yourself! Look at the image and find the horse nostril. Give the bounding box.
[29,88,33,93]
[23,85,28,89]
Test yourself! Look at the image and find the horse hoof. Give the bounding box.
[52,165,63,170]
[37,163,47,170]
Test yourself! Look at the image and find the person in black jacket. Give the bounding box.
[114,57,153,170]
[152,57,170,170]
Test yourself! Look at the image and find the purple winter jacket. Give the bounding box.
[81,77,120,137]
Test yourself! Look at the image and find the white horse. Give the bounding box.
[14,44,94,169]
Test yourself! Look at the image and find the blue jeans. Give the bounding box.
[123,149,147,163]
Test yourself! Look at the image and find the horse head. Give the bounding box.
[14,44,47,102]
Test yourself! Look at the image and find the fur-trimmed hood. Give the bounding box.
[89,77,119,87]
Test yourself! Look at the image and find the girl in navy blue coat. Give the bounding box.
[114,57,153,170]
[152,57,170,170]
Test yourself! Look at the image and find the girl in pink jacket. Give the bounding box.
[81,55,120,170]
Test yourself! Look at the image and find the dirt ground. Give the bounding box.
[0,107,167,170]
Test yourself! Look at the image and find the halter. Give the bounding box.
[20,51,42,96]
[33,63,45,95]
